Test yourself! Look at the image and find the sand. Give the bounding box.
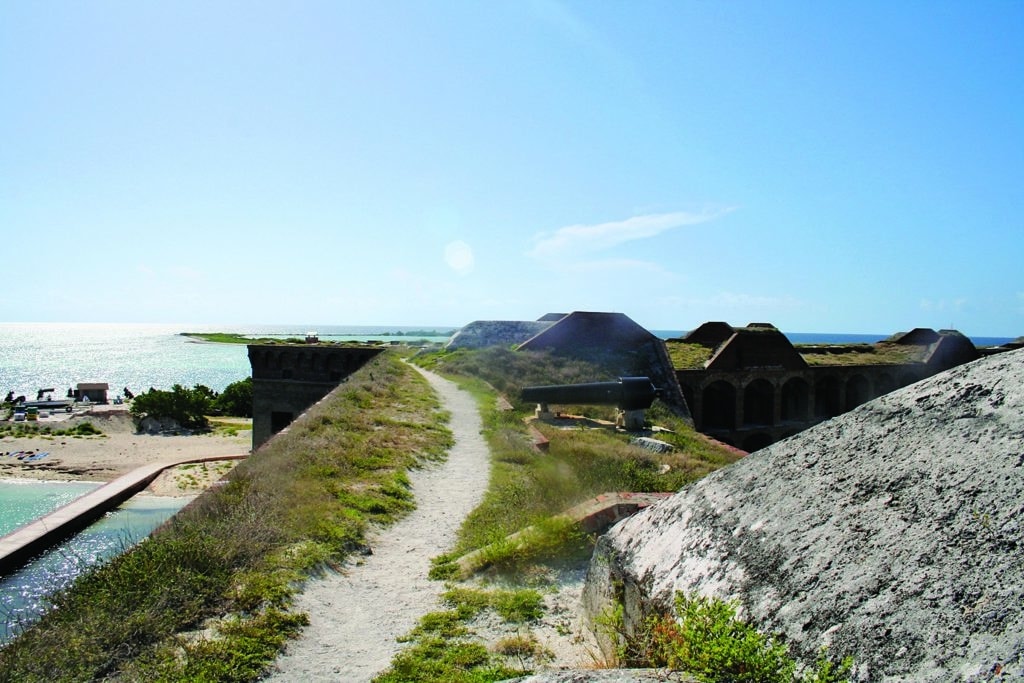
[0,404,250,496]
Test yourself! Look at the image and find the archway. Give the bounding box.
[702,380,736,430]
[846,374,871,409]
[742,432,774,452]
[743,379,774,426]
[814,376,842,418]
[781,377,810,421]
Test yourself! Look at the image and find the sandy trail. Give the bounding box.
[266,364,491,682]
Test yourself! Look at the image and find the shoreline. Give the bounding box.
[0,406,250,496]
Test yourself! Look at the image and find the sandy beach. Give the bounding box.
[0,404,251,496]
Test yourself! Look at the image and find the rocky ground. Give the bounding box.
[586,349,1024,681]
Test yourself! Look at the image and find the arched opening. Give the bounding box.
[814,376,842,418]
[742,433,774,452]
[781,377,810,422]
[846,375,871,409]
[898,372,918,388]
[702,380,736,430]
[680,385,695,417]
[743,379,774,426]
[875,372,896,397]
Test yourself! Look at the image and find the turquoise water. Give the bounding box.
[0,480,102,537]
[0,491,188,643]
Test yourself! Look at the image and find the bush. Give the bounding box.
[129,384,212,429]
[214,378,253,418]
[608,592,852,683]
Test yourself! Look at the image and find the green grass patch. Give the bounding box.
[798,342,927,366]
[373,586,546,683]
[601,592,852,682]
[665,341,716,369]
[0,421,103,438]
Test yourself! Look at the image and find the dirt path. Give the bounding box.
[265,364,491,682]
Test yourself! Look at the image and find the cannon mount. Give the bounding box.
[520,376,661,431]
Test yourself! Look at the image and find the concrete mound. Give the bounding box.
[585,348,1024,681]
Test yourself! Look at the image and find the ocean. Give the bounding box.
[0,322,456,399]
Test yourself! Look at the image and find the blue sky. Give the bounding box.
[2,1,1021,336]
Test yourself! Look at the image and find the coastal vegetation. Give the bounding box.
[598,592,851,682]
[182,330,453,345]
[128,378,253,429]
[0,421,103,439]
[0,352,452,682]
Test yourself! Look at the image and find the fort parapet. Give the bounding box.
[669,323,984,450]
[247,344,384,449]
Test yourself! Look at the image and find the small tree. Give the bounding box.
[130,384,212,429]
[214,378,253,417]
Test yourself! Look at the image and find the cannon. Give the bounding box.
[520,377,661,430]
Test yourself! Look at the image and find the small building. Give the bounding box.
[75,383,109,404]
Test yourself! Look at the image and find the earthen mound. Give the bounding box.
[585,349,1024,681]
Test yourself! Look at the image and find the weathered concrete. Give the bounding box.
[0,454,247,576]
[585,348,1024,681]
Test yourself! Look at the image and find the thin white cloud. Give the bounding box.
[559,258,676,278]
[528,209,731,261]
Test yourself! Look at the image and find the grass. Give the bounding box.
[797,342,928,366]
[372,587,548,682]
[181,332,308,345]
[665,341,716,369]
[0,351,452,682]
[208,417,253,437]
[418,347,742,565]
[599,592,852,683]
[389,346,749,680]
[0,422,103,439]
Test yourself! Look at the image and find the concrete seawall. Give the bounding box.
[0,454,247,576]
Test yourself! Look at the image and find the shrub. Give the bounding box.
[606,592,852,683]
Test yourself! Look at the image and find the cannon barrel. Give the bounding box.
[520,376,660,411]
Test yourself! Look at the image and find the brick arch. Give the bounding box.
[743,378,774,427]
[898,371,918,388]
[814,375,842,418]
[875,372,896,397]
[846,374,871,409]
[742,432,774,452]
[781,377,810,421]
[702,380,736,430]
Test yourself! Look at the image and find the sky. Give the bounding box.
[1,1,1021,337]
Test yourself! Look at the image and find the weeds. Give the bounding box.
[373,586,547,683]
[600,592,852,683]
[0,422,103,438]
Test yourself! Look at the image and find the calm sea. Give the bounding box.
[0,322,455,399]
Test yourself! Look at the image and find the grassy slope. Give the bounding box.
[0,352,451,683]
[370,347,744,682]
